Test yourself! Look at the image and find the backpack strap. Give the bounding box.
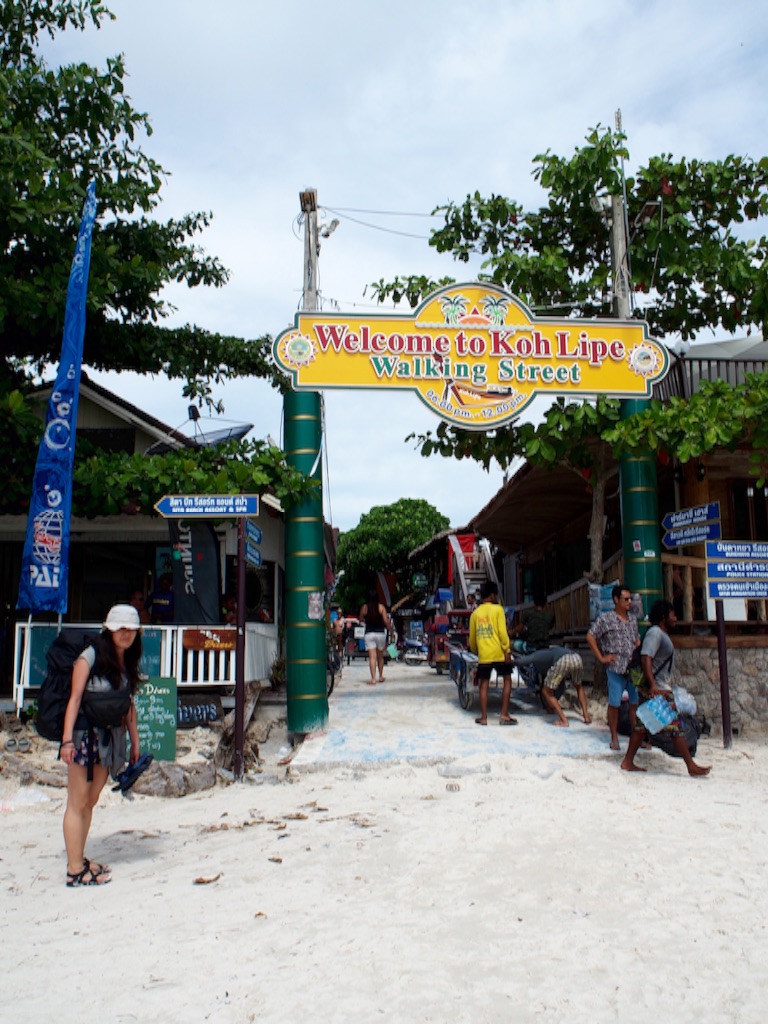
[655,652,673,679]
[86,726,95,783]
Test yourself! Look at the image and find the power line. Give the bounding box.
[322,207,432,240]
[323,205,441,218]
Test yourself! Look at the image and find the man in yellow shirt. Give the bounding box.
[469,580,517,726]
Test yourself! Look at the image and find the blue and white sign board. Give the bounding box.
[662,502,720,532]
[706,540,768,599]
[662,501,721,549]
[155,494,260,518]
[663,521,721,549]
[244,520,262,545]
[245,541,262,567]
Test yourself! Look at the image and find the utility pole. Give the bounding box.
[610,113,663,615]
[283,188,328,735]
[610,194,631,321]
[302,188,319,312]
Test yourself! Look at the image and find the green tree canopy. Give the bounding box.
[0,1,308,516]
[336,498,449,610]
[371,127,768,578]
[0,0,282,403]
[373,126,768,340]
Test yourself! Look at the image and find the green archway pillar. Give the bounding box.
[284,390,328,733]
[619,398,663,615]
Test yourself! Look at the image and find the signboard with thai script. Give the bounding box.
[155,494,259,518]
[662,502,720,532]
[663,522,721,548]
[272,283,669,431]
[244,520,262,545]
[245,542,262,567]
[706,540,768,599]
[662,502,721,549]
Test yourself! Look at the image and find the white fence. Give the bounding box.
[12,621,279,712]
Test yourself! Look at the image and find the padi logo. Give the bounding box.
[30,563,60,588]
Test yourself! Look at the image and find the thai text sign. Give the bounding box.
[663,502,720,532]
[662,501,721,549]
[273,283,669,430]
[245,542,262,567]
[706,540,768,599]
[663,522,721,549]
[155,494,259,518]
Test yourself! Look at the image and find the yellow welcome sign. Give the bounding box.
[273,283,669,431]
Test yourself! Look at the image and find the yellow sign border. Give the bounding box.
[272,283,669,431]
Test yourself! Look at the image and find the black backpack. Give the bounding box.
[36,629,99,741]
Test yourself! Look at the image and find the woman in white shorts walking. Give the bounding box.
[360,589,391,685]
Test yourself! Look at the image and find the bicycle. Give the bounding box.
[326,633,341,697]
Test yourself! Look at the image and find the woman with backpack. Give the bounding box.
[59,604,144,887]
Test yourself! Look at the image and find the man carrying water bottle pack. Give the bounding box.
[620,600,711,777]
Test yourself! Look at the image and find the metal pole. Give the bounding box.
[715,599,733,748]
[284,189,328,734]
[233,517,246,779]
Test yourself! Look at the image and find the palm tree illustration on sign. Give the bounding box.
[481,295,509,326]
[440,294,468,324]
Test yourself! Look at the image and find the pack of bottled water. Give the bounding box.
[637,695,676,734]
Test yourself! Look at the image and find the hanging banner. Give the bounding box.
[272,282,669,431]
[169,520,222,624]
[17,182,98,613]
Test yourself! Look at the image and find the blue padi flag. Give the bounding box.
[17,182,98,614]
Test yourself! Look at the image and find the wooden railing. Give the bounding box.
[510,550,766,636]
[653,357,767,402]
[12,621,279,712]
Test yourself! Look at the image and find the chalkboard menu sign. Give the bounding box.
[134,676,177,761]
[139,628,163,677]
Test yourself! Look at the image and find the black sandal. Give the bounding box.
[83,856,111,877]
[66,864,111,887]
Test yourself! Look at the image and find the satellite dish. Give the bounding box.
[144,408,254,455]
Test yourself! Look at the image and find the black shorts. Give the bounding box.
[476,660,512,681]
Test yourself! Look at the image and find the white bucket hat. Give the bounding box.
[103,604,141,631]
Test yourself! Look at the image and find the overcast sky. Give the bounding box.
[44,0,768,530]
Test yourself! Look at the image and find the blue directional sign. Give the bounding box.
[706,540,768,599]
[244,520,262,545]
[662,521,721,549]
[245,542,262,567]
[708,579,768,599]
[662,501,720,532]
[707,540,768,560]
[155,494,260,518]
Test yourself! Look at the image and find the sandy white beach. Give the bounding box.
[2,661,767,1024]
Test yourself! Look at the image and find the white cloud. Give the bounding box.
[41,0,768,530]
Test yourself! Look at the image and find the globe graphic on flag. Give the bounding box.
[32,509,63,564]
